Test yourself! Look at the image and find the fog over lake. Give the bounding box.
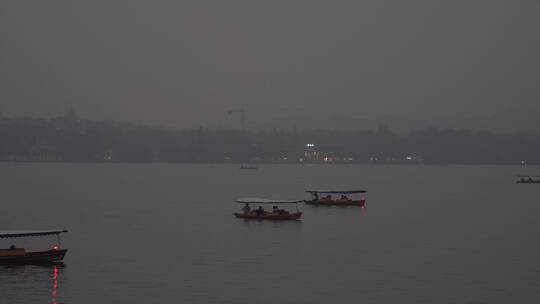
[1,1,539,130]
[2,2,540,303]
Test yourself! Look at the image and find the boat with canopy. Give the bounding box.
[234,198,303,220]
[0,229,68,264]
[516,175,540,184]
[304,190,367,207]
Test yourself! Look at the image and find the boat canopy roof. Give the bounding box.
[236,197,303,204]
[517,175,540,177]
[0,229,68,239]
[305,190,367,194]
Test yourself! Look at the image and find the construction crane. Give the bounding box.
[228,104,246,131]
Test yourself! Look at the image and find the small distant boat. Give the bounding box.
[240,164,257,170]
[234,198,302,220]
[0,230,68,264]
[304,190,367,207]
[516,175,540,184]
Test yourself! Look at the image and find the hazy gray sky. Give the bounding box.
[1,1,539,129]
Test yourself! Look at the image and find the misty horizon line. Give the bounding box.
[3,111,540,165]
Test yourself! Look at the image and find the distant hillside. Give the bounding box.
[1,115,539,164]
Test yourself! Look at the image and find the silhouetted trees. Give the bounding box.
[0,115,539,164]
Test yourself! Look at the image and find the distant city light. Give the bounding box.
[306,144,315,147]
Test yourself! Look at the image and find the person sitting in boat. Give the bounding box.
[10,244,15,250]
[340,194,350,201]
[272,206,279,213]
[256,206,265,216]
[323,194,332,202]
[242,203,251,214]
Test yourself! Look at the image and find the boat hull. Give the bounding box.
[0,249,67,264]
[234,212,302,220]
[305,199,366,207]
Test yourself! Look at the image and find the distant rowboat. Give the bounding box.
[516,175,540,184]
[240,164,257,170]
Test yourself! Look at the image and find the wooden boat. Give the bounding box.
[304,190,367,207]
[234,212,302,220]
[516,175,540,184]
[0,230,68,264]
[234,198,302,221]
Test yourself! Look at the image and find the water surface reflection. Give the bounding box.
[0,263,65,304]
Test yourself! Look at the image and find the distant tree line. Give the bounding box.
[0,115,539,164]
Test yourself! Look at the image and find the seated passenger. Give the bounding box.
[256,206,264,216]
[242,203,251,214]
[272,206,279,213]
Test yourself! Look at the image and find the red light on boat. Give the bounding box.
[53,245,59,251]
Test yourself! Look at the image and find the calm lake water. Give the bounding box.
[0,163,539,303]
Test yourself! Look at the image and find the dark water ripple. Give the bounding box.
[0,163,539,303]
